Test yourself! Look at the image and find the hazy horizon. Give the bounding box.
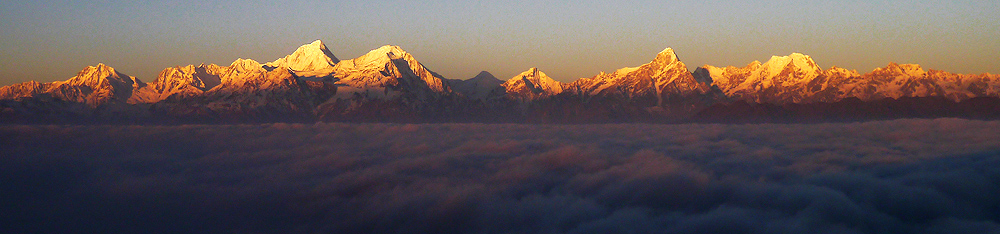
[2,0,998,86]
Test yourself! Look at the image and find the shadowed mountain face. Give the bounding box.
[2,40,1000,123]
[447,71,503,100]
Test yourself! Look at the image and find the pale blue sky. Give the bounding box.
[1,0,997,85]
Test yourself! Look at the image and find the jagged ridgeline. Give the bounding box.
[3,40,1000,124]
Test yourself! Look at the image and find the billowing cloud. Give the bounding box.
[2,119,999,233]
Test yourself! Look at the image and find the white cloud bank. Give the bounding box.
[2,119,999,233]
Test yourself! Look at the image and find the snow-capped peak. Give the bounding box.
[65,63,137,88]
[365,45,407,56]
[763,55,790,75]
[510,68,534,80]
[526,67,539,76]
[47,63,144,106]
[899,63,926,77]
[825,66,860,77]
[330,44,449,99]
[872,62,927,78]
[335,45,414,71]
[761,53,821,77]
[89,63,115,75]
[657,47,679,61]
[789,53,819,70]
[230,58,262,72]
[504,67,563,94]
[626,47,685,76]
[265,40,339,72]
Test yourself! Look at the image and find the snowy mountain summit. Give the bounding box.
[3,40,1000,123]
[329,45,450,101]
[501,67,565,102]
[0,63,144,106]
[266,40,339,71]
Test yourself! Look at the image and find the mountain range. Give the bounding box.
[3,40,999,123]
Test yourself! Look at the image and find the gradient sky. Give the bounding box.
[1,0,997,86]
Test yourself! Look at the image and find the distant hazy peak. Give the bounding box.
[471,71,499,81]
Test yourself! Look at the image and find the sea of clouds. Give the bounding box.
[2,119,1000,233]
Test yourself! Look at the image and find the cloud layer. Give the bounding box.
[2,119,1000,233]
